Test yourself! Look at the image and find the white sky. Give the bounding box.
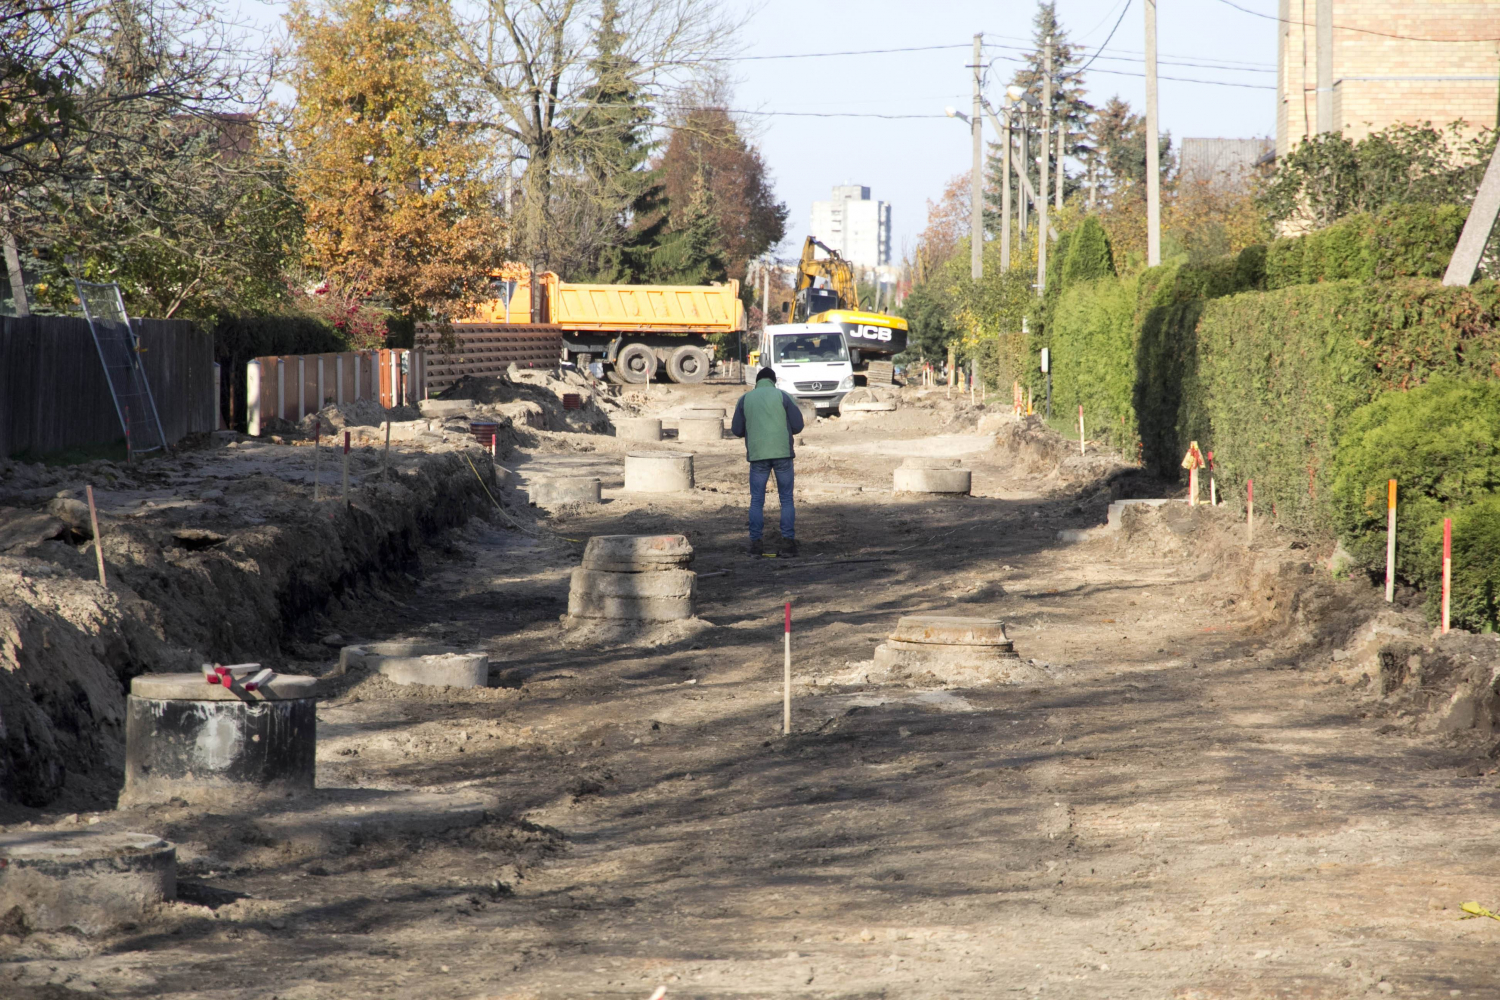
[235,0,1279,261]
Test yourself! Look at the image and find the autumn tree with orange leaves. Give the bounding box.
[284,0,505,326]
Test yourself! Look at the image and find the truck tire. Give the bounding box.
[614,343,657,384]
[666,345,710,384]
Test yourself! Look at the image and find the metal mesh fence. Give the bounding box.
[74,279,167,457]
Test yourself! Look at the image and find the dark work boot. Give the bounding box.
[747,539,764,557]
[777,538,799,558]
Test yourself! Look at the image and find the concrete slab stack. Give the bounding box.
[893,457,972,494]
[530,476,603,506]
[338,641,490,688]
[872,615,1047,685]
[614,417,663,441]
[568,534,696,622]
[0,830,177,935]
[624,452,694,492]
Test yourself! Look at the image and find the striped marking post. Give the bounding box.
[1385,479,1396,603]
[342,430,351,502]
[1246,479,1254,543]
[1078,406,1085,457]
[783,602,792,735]
[1441,517,1452,634]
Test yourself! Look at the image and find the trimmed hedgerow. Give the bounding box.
[1329,378,1500,630]
[1195,279,1500,533]
[1264,204,1466,289]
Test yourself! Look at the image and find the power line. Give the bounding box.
[1086,67,1275,90]
[709,43,969,63]
[983,32,1275,69]
[984,38,1273,75]
[1209,0,1500,43]
[1073,0,1133,76]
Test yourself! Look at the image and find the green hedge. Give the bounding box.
[1264,205,1465,289]
[1328,378,1500,629]
[1195,280,1500,532]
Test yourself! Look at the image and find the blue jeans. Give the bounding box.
[748,458,795,541]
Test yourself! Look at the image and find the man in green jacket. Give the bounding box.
[730,367,806,557]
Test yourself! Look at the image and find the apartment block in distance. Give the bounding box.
[1277,0,1500,156]
[809,185,892,270]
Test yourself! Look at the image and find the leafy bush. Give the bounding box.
[1438,496,1500,631]
[1329,378,1500,630]
[1196,280,1500,532]
[1061,216,1115,285]
[1265,205,1466,289]
[1048,275,1138,451]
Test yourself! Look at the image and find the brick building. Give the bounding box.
[1277,0,1500,156]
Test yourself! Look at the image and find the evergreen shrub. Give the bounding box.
[1264,205,1466,289]
[1329,378,1500,630]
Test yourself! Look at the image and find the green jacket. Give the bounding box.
[731,379,805,461]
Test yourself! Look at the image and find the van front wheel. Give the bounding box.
[666,345,710,384]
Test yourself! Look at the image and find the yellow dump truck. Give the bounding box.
[472,270,745,384]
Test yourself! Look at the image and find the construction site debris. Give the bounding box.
[339,642,489,688]
[614,417,663,441]
[870,615,1045,686]
[568,534,696,622]
[530,477,603,506]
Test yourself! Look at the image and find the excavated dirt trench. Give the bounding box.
[3,382,1500,999]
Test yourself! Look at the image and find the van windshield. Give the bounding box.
[772,333,848,363]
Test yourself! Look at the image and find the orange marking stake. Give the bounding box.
[1246,479,1254,543]
[85,485,106,588]
[1181,441,1206,507]
[783,602,792,735]
[1441,517,1452,634]
[1385,479,1397,602]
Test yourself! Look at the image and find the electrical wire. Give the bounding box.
[1072,0,1133,76]
[1209,0,1500,43]
[707,43,969,63]
[1086,67,1275,90]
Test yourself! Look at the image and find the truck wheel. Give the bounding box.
[666,345,710,384]
[614,343,657,384]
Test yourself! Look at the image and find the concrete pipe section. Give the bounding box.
[339,641,490,688]
[893,457,972,495]
[871,615,1048,686]
[676,417,724,442]
[568,534,696,622]
[0,830,176,935]
[623,452,694,492]
[531,476,603,506]
[123,666,317,806]
[613,417,663,441]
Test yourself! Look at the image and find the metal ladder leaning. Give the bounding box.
[74,278,168,461]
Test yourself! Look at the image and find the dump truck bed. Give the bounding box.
[470,274,744,333]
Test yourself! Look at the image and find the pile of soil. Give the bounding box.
[441,368,621,435]
[0,441,511,810]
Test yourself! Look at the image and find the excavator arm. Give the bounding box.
[792,236,860,320]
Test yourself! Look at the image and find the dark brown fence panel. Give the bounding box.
[415,323,562,393]
[0,315,213,458]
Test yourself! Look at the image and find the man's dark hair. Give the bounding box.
[756,366,777,383]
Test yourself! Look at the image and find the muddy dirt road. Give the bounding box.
[6,384,1500,999]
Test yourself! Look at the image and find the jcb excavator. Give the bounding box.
[788,236,907,385]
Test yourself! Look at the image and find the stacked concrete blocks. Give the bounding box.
[614,417,663,442]
[123,667,318,806]
[339,641,490,688]
[0,830,177,935]
[530,476,603,506]
[893,457,972,495]
[568,534,696,622]
[624,452,694,492]
[872,615,1047,685]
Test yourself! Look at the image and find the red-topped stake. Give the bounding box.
[783,601,792,735]
[1442,517,1452,634]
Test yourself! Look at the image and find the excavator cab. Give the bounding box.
[793,286,841,323]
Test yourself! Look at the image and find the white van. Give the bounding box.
[753,322,855,413]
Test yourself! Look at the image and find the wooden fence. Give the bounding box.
[414,324,562,393]
[246,348,426,435]
[0,315,215,458]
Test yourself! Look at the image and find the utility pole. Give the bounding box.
[1443,139,1500,286]
[1144,0,1161,266]
[1018,110,1028,242]
[1055,115,1065,210]
[1038,35,1051,295]
[970,33,984,282]
[1000,107,1012,271]
[1316,0,1334,133]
